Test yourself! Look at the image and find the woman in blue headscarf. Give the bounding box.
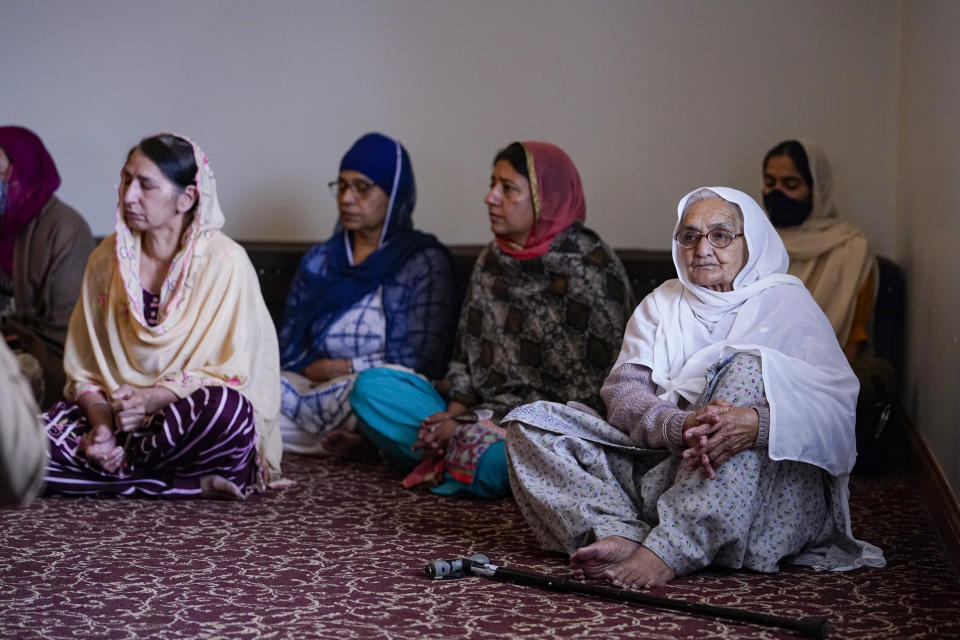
[277,133,459,456]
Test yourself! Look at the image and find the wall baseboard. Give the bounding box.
[907,423,960,575]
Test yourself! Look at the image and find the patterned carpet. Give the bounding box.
[1,454,959,640]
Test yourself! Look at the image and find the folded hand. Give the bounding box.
[413,409,459,458]
[681,399,758,479]
[111,384,151,433]
[79,423,124,473]
[302,358,349,383]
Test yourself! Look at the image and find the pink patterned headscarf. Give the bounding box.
[64,133,283,473]
[0,126,62,274]
[494,141,586,259]
[114,133,226,332]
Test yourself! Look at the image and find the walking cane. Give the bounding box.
[424,554,829,640]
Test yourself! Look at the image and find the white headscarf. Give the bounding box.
[613,187,859,476]
[767,141,874,345]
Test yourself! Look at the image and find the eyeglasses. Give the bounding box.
[674,229,744,249]
[328,179,380,199]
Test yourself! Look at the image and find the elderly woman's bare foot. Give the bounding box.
[603,545,675,589]
[200,475,244,500]
[570,536,642,580]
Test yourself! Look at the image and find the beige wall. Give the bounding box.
[2,0,899,255]
[897,0,960,499]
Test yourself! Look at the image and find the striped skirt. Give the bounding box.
[44,386,258,498]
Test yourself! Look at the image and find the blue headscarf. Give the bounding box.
[279,133,450,371]
[336,132,417,245]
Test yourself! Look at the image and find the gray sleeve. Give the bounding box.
[601,363,690,454]
[0,341,47,507]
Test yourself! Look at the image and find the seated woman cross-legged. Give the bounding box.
[43,134,281,499]
[762,140,895,472]
[276,133,458,457]
[0,126,95,408]
[761,139,876,362]
[505,187,884,587]
[350,141,633,498]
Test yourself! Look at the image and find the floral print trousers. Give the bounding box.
[505,353,856,576]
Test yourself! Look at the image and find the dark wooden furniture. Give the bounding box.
[240,241,905,378]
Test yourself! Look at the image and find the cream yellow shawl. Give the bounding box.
[772,140,875,346]
[63,137,282,474]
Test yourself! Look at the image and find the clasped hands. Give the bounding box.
[681,398,759,480]
[79,384,176,473]
[412,401,467,459]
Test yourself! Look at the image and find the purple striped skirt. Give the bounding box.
[44,386,258,498]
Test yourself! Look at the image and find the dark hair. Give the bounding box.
[762,139,813,189]
[128,134,197,190]
[493,142,529,181]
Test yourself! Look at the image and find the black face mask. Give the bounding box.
[763,189,812,228]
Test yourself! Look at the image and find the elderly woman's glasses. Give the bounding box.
[328,179,379,199]
[674,229,744,249]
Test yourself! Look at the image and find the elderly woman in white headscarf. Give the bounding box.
[504,187,884,589]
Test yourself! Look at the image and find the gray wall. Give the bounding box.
[3,0,899,256]
[898,0,960,502]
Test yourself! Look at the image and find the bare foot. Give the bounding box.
[602,545,676,589]
[570,536,642,580]
[200,475,244,501]
[320,428,374,460]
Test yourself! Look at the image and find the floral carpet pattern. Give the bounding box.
[1,455,958,639]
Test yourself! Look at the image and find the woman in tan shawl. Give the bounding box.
[0,126,95,408]
[761,139,875,361]
[762,140,899,475]
[43,134,281,499]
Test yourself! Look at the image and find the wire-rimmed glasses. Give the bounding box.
[674,229,744,249]
[328,179,380,199]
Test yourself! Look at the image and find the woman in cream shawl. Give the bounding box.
[763,141,897,475]
[44,134,280,499]
[762,139,875,361]
[505,187,883,588]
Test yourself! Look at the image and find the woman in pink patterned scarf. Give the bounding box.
[351,141,633,498]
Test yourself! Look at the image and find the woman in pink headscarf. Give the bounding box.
[349,141,633,498]
[0,126,95,408]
